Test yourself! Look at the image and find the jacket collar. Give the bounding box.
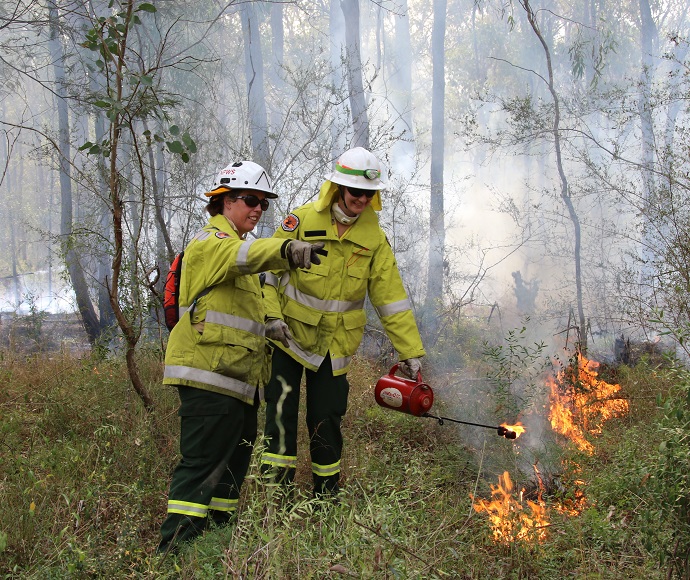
[208,213,241,238]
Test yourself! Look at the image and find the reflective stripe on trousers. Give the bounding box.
[208,497,238,512]
[312,460,341,477]
[166,499,208,518]
[261,452,297,469]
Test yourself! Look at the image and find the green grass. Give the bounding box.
[0,348,678,578]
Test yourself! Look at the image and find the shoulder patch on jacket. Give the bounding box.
[282,213,300,232]
[215,231,231,239]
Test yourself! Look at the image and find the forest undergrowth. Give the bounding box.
[0,337,686,579]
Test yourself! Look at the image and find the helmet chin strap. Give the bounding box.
[332,202,359,225]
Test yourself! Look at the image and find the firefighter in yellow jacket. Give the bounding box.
[261,147,426,497]
[158,160,323,553]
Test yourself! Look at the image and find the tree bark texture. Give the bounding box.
[241,2,273,237]
[330,0,347,157]
[426,0,447,314]
[48,1,101,344]
[105,0,154,410]
[389,0,416,177]
[341,0,370,149]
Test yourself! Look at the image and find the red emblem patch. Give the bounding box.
[281,213,299,232]
[215,231,231,239]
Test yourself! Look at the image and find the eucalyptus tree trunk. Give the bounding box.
[638,0,657,201]
[389,0,415,177]
[426,0,446,319]
[341,0,370,149]
[637,0,659,297]
[241,1,273,237]
[48,1,101,344]
[521,0,587,352]
[76,2,115,334]
[269,3,285,155]
[664,41,688,155]
[7,162,19,306]
[330,0,347,157]
[95,110,116,331]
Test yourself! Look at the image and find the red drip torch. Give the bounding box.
[374,366,524,440]
[374,364,433,416]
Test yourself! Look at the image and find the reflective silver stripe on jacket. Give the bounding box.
[264,272,280,287]
[284,283,365,312]
[205,310,265,337]
[164,365,257,400]
[331,355,352,372]
[286,338,325,368]
[375,298,412,318]
[236,240,255,274]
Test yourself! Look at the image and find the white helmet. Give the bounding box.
[206,160,277,198]
[326,147,387,190]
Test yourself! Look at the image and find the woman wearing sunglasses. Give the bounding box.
[261,147,426,498]
[158,161,322,554]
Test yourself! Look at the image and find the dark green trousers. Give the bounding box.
[262,349,349,495]
[158,386,257,553]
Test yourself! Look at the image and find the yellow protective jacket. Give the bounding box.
[263,182,425,375]
[163,213,292,404]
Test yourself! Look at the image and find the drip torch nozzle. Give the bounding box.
[497,426,518,439]
[422,413,524,440]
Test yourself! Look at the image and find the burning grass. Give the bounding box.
[548,352,629,454]
[0,349,671,578]
[472,351,630,545]
[472,471,549,543]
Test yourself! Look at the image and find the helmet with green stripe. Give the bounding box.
[326,147,387,190]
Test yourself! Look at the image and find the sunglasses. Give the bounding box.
[346,186,377,199]
[235,195,269,211]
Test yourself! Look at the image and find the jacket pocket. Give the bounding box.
[294,261,330,298]
[341,309,367,354]
[283,299,323,351]
[201,323,257,382]
[345,250,372,296]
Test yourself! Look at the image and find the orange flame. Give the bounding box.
[472,471,549,543]
[547,353,628,454]
[474,353,624,542]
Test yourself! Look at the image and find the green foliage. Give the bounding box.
[650,368,690,577]
[482,322,551,417]
[78,1,196,165]
[20,292,48,346]
[0,351,676,579]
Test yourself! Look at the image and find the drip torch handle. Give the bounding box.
[390,362,424,383]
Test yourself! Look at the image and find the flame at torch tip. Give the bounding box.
[501,422,526,439]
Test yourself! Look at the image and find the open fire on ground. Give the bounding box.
[472,352,629,543]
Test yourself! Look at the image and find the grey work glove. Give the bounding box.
[287,240,325,269]
[265,319,292,348]
[399,358,422,379]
